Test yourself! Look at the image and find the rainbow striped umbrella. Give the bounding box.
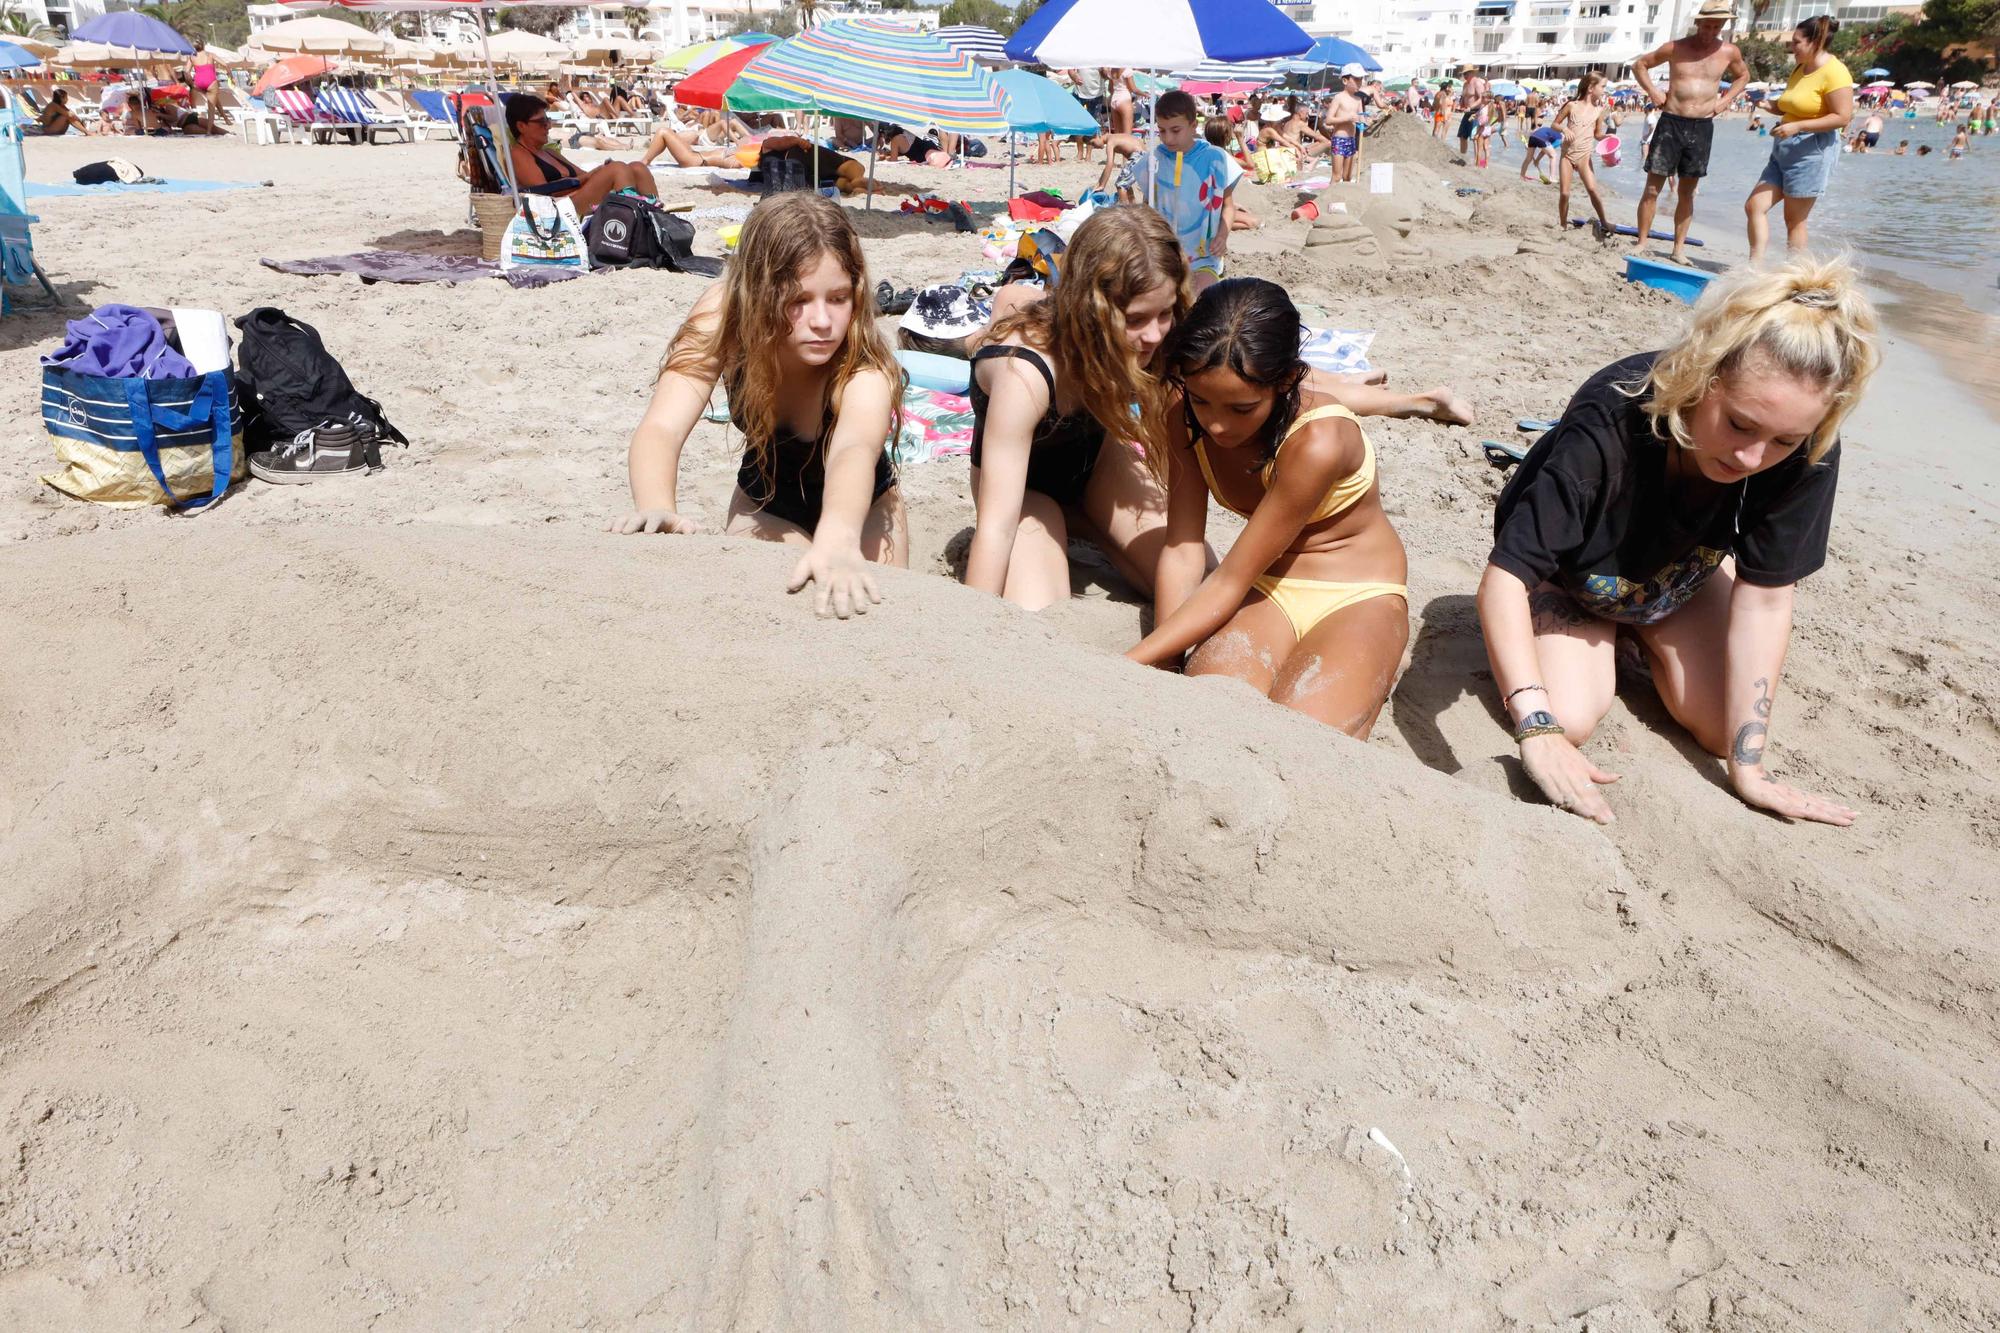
[659,34,771,73]
[735,18,1007,136]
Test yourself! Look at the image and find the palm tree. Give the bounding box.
[622,6,648,39]
[0,7,55,43]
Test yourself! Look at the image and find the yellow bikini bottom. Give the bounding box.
[1251,575,1408,641]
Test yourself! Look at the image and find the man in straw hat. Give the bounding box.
[1455,63,1489,163]
[1629,0,1750,264]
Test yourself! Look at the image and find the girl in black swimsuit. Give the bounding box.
[963,207,1197,611]
[608,194,908,620]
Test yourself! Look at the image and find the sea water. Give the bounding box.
[1602,111,2000,315]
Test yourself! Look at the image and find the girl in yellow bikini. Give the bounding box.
[1128,278,1410,738]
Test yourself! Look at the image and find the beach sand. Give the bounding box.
[2,122,1997,1327]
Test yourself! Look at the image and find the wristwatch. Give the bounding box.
[1514,710,1565,741]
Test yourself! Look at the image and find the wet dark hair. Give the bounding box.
[1794,14,1838,52]
[1162,277,1306,465]
[502,93,548,135]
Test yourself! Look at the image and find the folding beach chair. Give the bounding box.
[367,90,432,141]
[464,102,576,203]
[406,89,460,141]
[404,88,458,141]
[272,88,349,144]
[230,90,295,146]
[318,87,409,144]
[0,91,60,312]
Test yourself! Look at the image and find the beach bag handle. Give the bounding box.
[123,369,233,511]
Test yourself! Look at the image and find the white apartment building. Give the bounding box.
[16,0,111,40]
[1281,0,1707,78]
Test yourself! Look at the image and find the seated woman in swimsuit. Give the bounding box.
[607,193,906,619]
[964,207,1191,612]
[34,89,92,137]
[504,94,658,216]
[1479,256,1878,825]
[1128,278,1410,739]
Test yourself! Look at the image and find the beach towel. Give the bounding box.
[28,178,258,199]
[1300,326,1375,376]
[43,305,193,380]
[891,386,974,465]
[260,253,581,290]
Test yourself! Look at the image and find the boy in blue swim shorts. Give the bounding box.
[1324,64,1368,183]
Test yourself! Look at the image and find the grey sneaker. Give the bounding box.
[250,419,378,484]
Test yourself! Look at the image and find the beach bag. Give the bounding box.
[72,158,144,185]
[233,308,407,454]
[41,363,240,510]
[1247,145,1298,185]
[500,194,588,273]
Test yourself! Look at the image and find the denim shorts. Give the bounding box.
[1758,129,1839,198]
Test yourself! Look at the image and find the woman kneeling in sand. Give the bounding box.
[964,208,1190,611]
[608,193,907,619]
[1478,256,1877,825]
[1127,279,1411,738]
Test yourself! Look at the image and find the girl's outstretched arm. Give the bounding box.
[963,356,1051,598]
[787,366,895,619]
[1142,417,1212,652]
[1722,580,1853,825]
[610,285,724,535]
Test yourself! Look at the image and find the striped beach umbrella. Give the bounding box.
[936,24,1010,67]
[671,42,805,112]
[736,19,1007,135]
[1175,58,1286,84]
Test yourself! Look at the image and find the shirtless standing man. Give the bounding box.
[1324,64,1367,183]
[1630,0,1749,264]
[1456,64,1490,162]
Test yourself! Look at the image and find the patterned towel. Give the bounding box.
[1299,326,1375,376]
[705,383,975,466]
[892,386,974,465]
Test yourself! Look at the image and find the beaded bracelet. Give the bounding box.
[1515,723,1566,741]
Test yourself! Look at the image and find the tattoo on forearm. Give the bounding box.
[1732,676,1771,766]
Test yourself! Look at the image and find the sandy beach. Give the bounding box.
[2,119,1997,1328]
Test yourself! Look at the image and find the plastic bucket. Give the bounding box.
[1597,134,1621,167]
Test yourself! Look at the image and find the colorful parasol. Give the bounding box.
[735,18,1007,135]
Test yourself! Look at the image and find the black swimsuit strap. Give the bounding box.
[972,344,1058,400]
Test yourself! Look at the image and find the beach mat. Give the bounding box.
[1568,219,1705,246]
[261,252,582,290]
[28,179,260,198]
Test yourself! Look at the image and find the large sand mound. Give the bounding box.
[2,524,1995,1328]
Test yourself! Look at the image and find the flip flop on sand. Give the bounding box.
[1516,417,1560,432]
[1482,439,1529,468]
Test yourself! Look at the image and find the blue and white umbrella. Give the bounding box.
[936,24,1010,67]
[1280,35,1382,73]
[0,40,43,71]
[1006,0,1311,70]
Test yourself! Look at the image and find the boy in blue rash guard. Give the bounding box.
[1111,90,1240,293]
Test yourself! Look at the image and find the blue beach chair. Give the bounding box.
[317,87,410,144]
[0,89,59,312]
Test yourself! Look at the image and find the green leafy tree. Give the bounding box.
[622,6,648,38]
[940,0,1015,33]
[497,7,576,37]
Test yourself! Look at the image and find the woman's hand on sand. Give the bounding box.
[607,509,706,536]
[1731,765,1857,827]
[1519,734,1620,824]
[788,547,881,620]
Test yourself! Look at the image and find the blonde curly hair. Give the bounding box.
[1634,254,1879,464]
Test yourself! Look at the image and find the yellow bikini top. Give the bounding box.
[1193,403,1375,525]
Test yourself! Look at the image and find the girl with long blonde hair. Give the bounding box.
[964,207,1190,610]
[608,193,906,619]
[1478,255,1879,825]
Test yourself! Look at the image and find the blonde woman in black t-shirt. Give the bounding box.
[1477,256,1878,825]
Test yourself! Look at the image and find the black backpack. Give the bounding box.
[586,198,724,276]
[233,308,408,457]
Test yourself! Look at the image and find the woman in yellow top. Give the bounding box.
[1744,15,1854,262]
[1128,278,1410,738]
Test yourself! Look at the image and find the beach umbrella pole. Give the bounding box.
[866,139,876,210]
